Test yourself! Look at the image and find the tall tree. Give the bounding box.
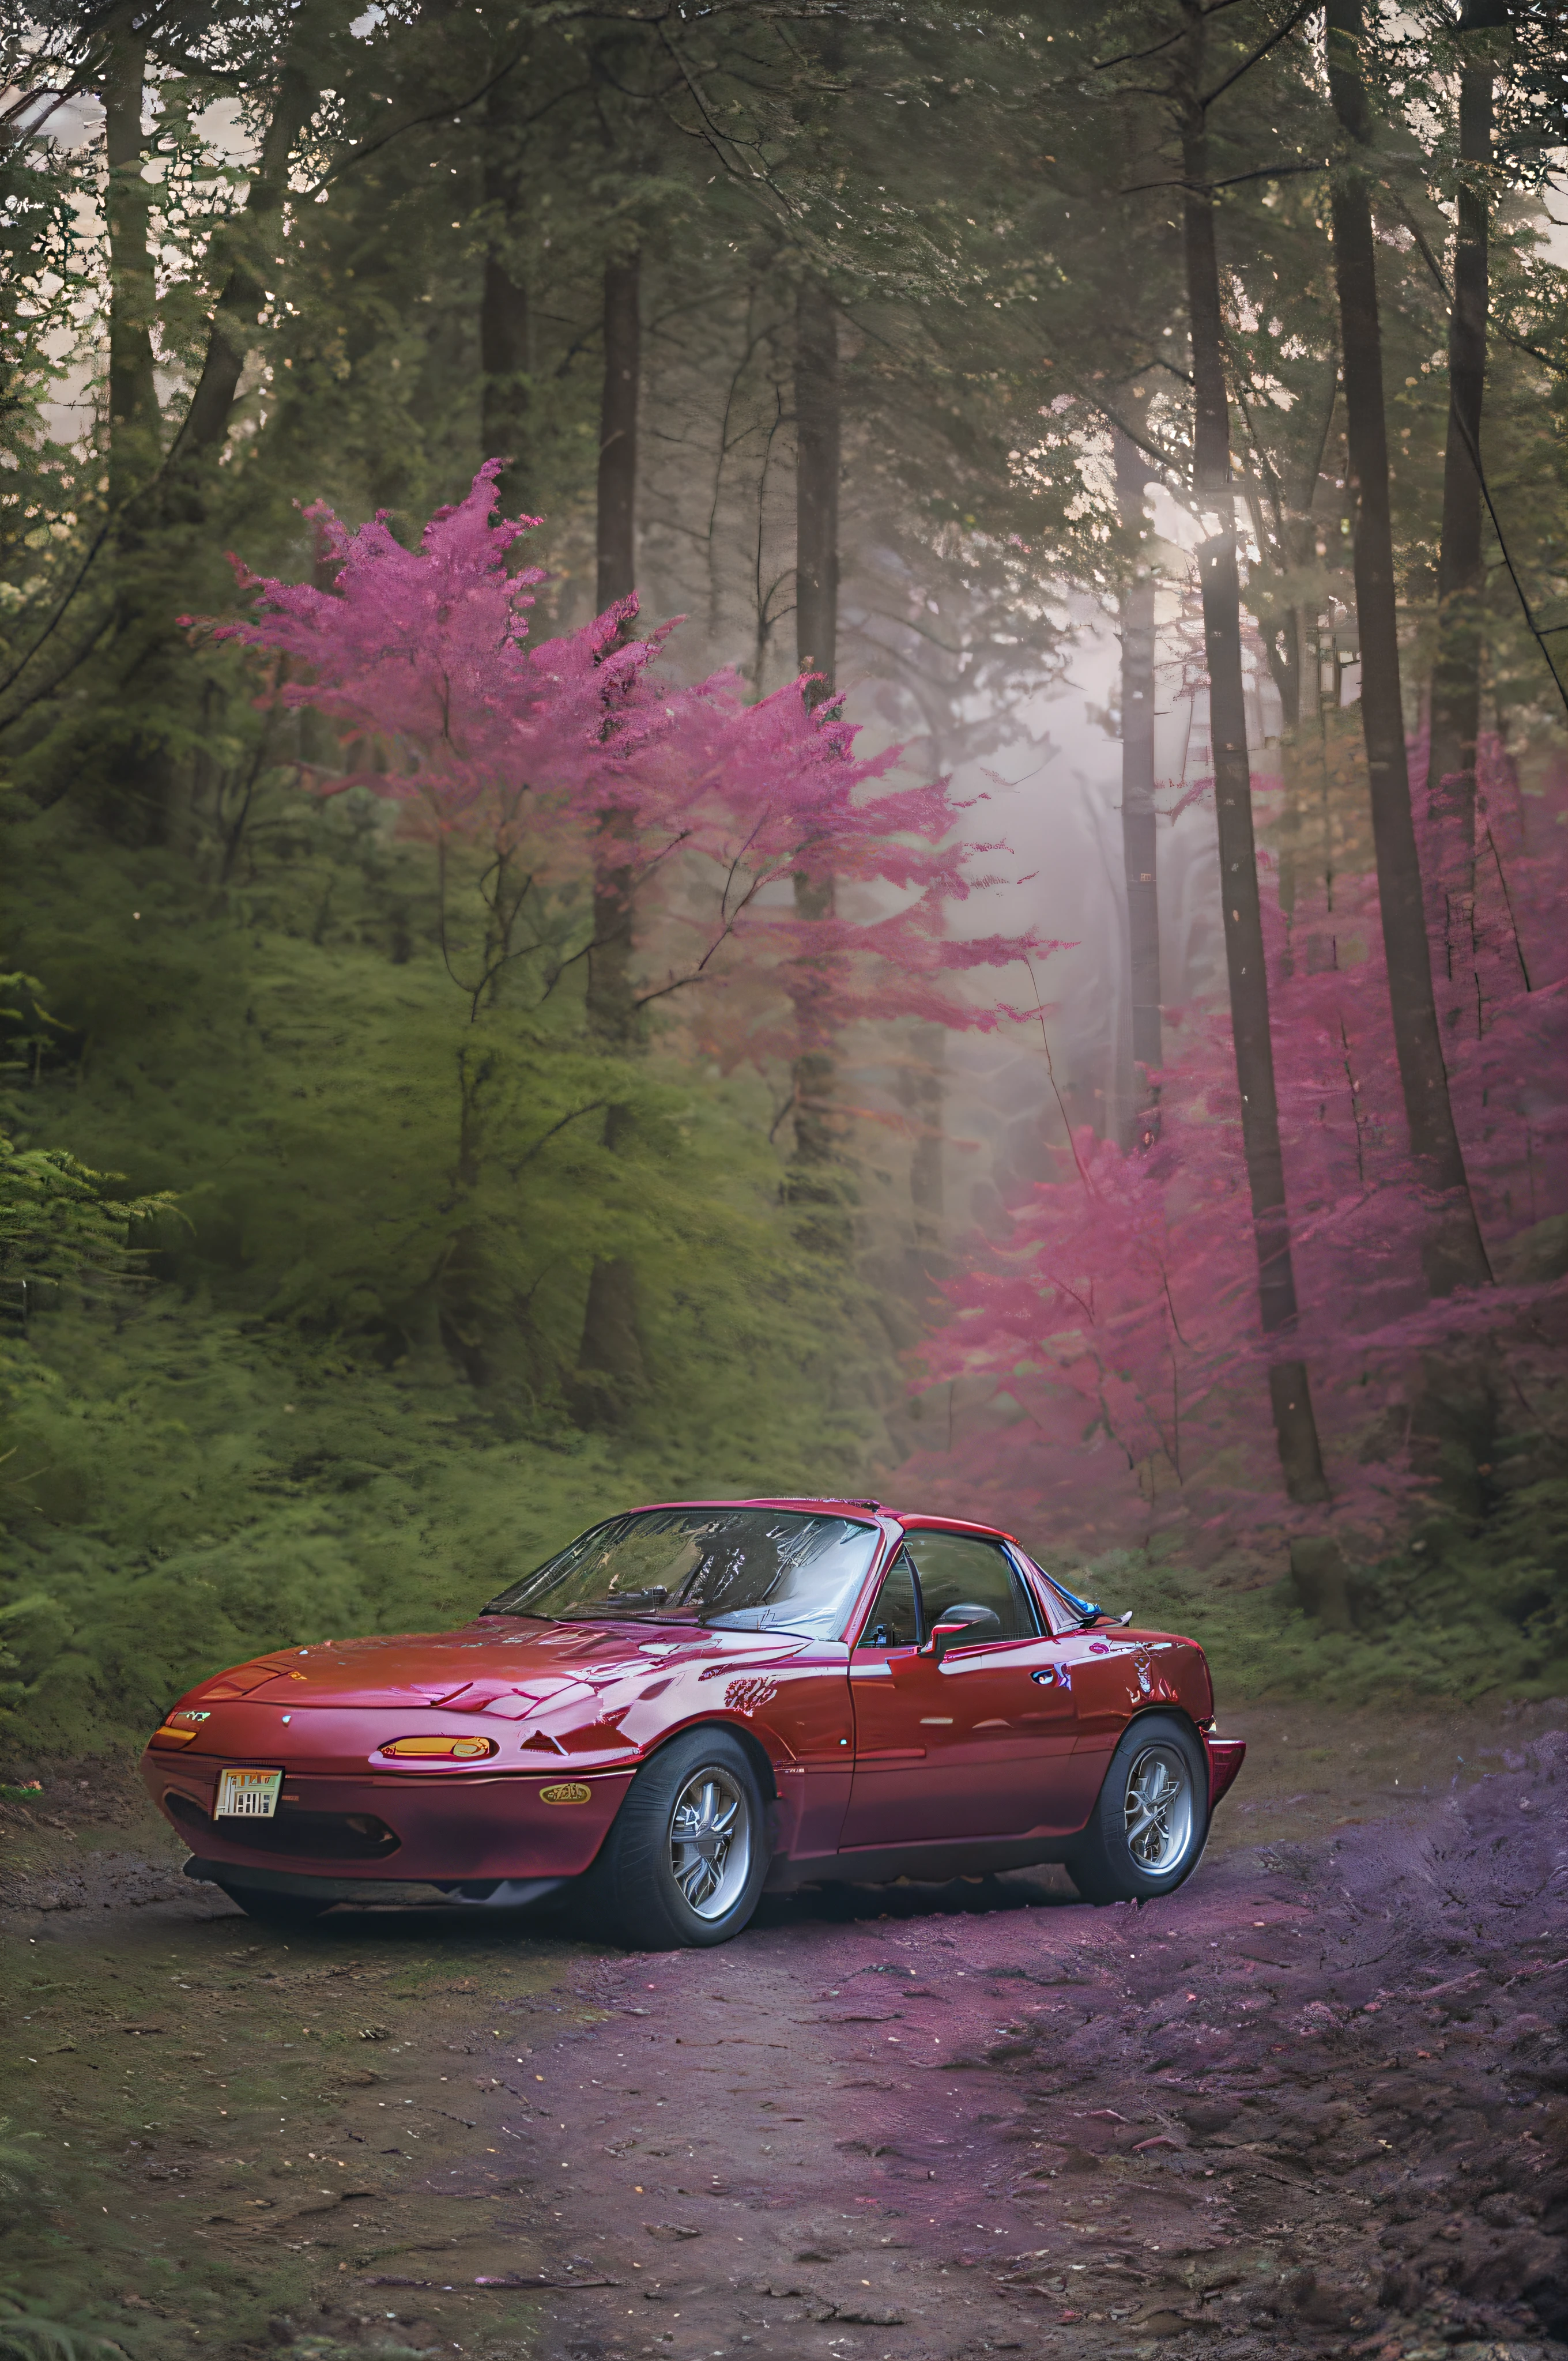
[1114,421,1162,1145]
[174,33,316,480]
[94,22,172,843]
[585,250,642,1043]
[1428,0,1511,862]
[1179,0,1329,1504]
[578,248,646,1417]
[479,62,533,518]
[581,249,642,1043]
[789,274,843,1197]
[595,252,640,616]
[794,278,839,703]
[1326,0,1492,1293]
[101,25,158,514]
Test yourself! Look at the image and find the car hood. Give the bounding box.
[186,1619,811,1717]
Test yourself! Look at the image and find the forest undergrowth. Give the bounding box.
[0,786,907,1759]
[3,749,1565,1755]
[902,721,1568,1709]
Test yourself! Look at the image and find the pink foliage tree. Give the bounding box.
[197,458,1054,1119]
[910,733,1567,1558]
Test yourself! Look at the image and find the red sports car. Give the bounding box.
[143,1499,1245,1946]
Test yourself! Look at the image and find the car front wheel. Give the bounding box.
[1066,1714,1209,1904]
[584,1729,769,1949]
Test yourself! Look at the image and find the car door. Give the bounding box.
[1047,1622,1160,1831]
[840,1533,1082,1849]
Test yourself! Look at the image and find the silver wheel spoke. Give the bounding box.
[667,1764,751,1922]
[1122,1743,1194,1875]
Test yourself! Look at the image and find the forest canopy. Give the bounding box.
[1,0,1565,1749]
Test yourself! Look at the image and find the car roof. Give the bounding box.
[624,1495,884,1524]
[623,1496,1022,1547]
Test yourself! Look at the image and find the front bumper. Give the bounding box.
[145,1751,635,1884]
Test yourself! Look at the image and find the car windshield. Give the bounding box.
[481,1507,880,1639]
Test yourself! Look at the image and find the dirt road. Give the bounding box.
[3,1704,1564,2361]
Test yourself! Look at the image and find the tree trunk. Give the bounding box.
[578,1258,646,1396]
[176,44,314,475]
[94,29,174,841]
[907,1026,945,1251]
[795,278,839,701]
[1181,57,1329,1506]
[1326,0,1492,1295]
[595,253,640,613]
[577,254,644,1420]
[787,278,851,1243]
[573,1097,648,1423]
[479,67,533,515]
[103,30,159,513]
[1428,0,1508,868]
[1259,612,1302,736]
[1113,424,1162,1144]
[585,251,641,1044]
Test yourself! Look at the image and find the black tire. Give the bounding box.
[1066,1714,1209,1905]
[583,1729,769,1949]
[221,1885,332,1930]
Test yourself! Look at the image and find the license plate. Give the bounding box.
[216,1767,284,1819]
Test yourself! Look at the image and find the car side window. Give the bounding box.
[1017,1556,1081,1635]
[855,1552,921,1650]
[902,1533,1039,1642]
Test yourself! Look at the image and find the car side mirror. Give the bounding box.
[922,1604,1003,1663]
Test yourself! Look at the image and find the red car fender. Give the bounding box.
[610,1653,856,1857]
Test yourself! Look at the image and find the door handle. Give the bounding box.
[1031,1667,1057,1686]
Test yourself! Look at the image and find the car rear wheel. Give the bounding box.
[1066,1714,1208,1904]
[583,1729,769,1949]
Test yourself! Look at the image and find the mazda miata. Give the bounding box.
[143,1498,1245,1945]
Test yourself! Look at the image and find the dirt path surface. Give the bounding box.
[4,1705,1565,2361]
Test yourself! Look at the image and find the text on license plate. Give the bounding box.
[216,1767,283,1819]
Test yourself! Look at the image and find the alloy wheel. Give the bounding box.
[668,1767,751,1920]
[1123,1740,1195,1873]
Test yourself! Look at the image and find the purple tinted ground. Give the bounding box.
[415,1736,1566,2361]
[3,1718,1564,2361]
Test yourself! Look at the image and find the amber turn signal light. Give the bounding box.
[149,1723,199,1747]
[378,1734,498,1762]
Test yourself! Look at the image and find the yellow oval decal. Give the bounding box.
[538,1781,591,1806]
